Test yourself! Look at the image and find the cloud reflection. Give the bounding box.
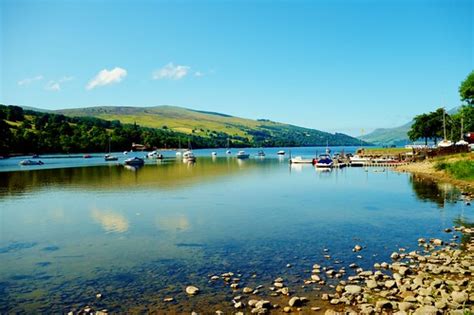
[91,208,129,233]
[156,214,190,232]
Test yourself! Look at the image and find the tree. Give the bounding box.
[408,108,445,145]
[460,70,474,105]
[7,105,24,121]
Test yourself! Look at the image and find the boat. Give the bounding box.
[19,159,44,166]
[289,156,313,164]
[438,108,453,148]
[211,152,217,156]
[277,150,285,155]
[256,150,265,157]
[124,157,144,166]
[83,154,92,159]
[350,155,371,166]
[104,154,118,161]
[456,117,469,146]
[176,138,183,156]
[123,151,128,155]
[182,150,196,162]
[236,151,250,159]
[314,154,333,168]
[146,150,164,159]
[31,154,40,159]
[104,138,118,161]
[226,138,232,155]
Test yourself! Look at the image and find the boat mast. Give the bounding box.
[443,108,447,141]
[461,117,464,140]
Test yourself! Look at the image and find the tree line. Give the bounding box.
[408,71,474,145]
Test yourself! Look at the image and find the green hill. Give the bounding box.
[57,105,368,147]
[359,121,412,146]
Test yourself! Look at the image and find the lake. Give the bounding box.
[0,147,471,313]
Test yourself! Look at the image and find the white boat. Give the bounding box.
[211,152,217,156]
[146,150,163,159]
[226,150,232,155]
[104,138,118,161]
[124,157,144,166]
[350,155,371,166]
[182,150,196,162]
[104,154,118,161]
[256,150,265,157]
[123,151,128,155]
[236,151,250,159]
[438,140,453,148]
[277,150,285,155]
[456,117,469,146]
[19,159,44,166]
[289,156,313,164]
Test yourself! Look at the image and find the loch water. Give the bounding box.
[0,147,472,313]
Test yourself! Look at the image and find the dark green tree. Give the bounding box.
[460,70,474,105]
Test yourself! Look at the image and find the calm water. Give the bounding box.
[0,148,472,313]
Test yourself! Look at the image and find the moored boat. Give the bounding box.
[256,150,265,157]
[104,154,118,161]
[182,150,196,162]
[236,151,250,159]
[277,150,285,155]
[314,154,333,168]
[146,150,164,159]
[19,159,44,166]
[289,156,313,164]
[124,157,144,166]
[350,155,371,166]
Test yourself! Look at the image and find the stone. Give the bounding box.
[286,263,292,268]
[186,286,199,295]
[311,307,321,311]
[375,300,393,310]
[398,302,414,312]
[431,239,443,246]
[283,307,291,313]
[243,287,253,294]
[366,279,378,289]
[391,252,400,260]
[353,245,363,252]
[451,291,468,304]
[413,305,439,315]
[234,301,244,309]
[288,297,301,307]
[345,285,362,295]
[329,298,339,305]
[311,274,321,281]
[163,297,174,302]
[385,280,396,289]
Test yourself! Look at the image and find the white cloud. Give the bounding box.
[194,71,204,77]
[86,67,127,90]
[45,76,74,91]
[153,63,190,80]
[18,75,44,86]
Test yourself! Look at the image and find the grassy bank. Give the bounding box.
[397,153,474,191]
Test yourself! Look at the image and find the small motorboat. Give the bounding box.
[277,150,285,155]
[124,157,144,166]
[19,159,44,166]
[123,151,129,155]
[236,151,250,159]
[211,152,217,156]
[350,155,371,166]
[146,151,164,159]
[256,150,265,157]
[182,150,196,162]
[289,156,313,164]
[226,150,232,155]
[314,154,333,168]
[31,154,40,159]
[83,154,92,159]
[104,154,118,161]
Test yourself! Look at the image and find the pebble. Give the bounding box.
[353,245,363,252]
[185,286,200,295]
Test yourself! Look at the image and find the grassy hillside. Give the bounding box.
[57,105,368,146]
[360,121,412,146]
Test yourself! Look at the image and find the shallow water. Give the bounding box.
[0,150,472,313]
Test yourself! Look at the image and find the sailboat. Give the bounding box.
[438,108,453,148]
[226,138,232,154]
[182,139,196,162]
[456,117,469,146]
[104,138,118,161]
[176,138,183,156]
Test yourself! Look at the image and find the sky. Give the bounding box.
[1,0,472,136]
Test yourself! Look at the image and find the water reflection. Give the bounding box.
[156,214,191,232]
[410,174,461,208]
[91,208,129,233]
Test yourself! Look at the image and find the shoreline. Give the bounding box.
[67,226,473,315]
[396,158,474,194]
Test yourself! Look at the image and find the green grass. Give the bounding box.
[435,160,474,180]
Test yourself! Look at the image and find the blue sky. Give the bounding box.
[1,0,472,136]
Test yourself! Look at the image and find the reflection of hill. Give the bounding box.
[0,158,275,198]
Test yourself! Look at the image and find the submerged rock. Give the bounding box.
[185,286,200,295]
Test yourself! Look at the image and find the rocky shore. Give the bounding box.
[71,225,473,314]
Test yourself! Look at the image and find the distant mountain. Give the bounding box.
[360,121,413,146]
[55,105,369,147]
[360,107,461,146]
